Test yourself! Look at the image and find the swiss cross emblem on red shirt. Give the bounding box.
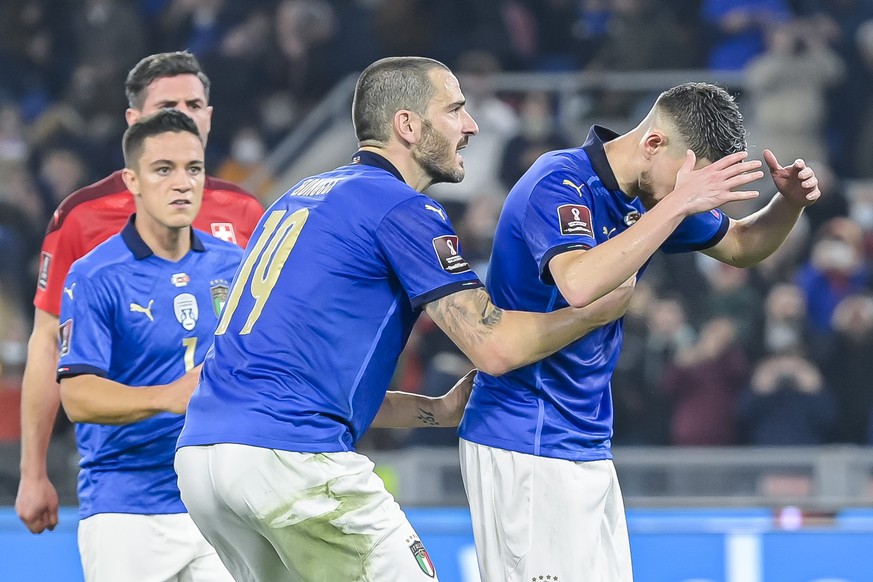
[210,223,237,244]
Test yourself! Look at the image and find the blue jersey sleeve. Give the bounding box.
[661,208,730,254]
[375,197,483,309]
[57,268,113,379]
[521,170,598,285]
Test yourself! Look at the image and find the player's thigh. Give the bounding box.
[175,513,235,582]
[207,444,439,580]
[523,457,632,582]
[460,439,536,582]
[78,513,204,582]
[460,441,632,582]
[364,519,440,581]
[176,445,288,582]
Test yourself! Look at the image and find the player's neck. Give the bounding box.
[134,217,192,262]
[603,131,641,199]
[359,145,432,192]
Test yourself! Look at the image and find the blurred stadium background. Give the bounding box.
[4,0,873,580]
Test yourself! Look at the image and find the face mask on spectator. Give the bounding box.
[850,202,873,230]
[231,137,265,165]
[811,239,860,273]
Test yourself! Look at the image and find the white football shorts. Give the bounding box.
[175,443,439,582]
[460,439,633,582]
[77,512,233,582]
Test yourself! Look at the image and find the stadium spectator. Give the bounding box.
[701,0,791,70]
[821,294,873,443]
[174,55,635,581]
[0,199,40,313]
[661,316,750,446]
[498,91,570,190]
[15,51,263,536]
[57,110,239,582]
[459,82,820,581]
[761,283,810,356]
[612,282,676,446]
[0,0,75,118]
[813,0,873,178]
[737,353,837,445]
[215,125,274,201]
[850,19,873,178]
[795,217,870,338]
[586,0,695,118]
[698,256,764,348]
[35,147,90,223]
[744,19,844,164]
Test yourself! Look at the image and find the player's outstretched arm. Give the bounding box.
[371,369,477,429]
[704,150,821,268]
[59,365,202,425]
[424,282,634,377]
[16,308,62,534]
[550,150,763,308]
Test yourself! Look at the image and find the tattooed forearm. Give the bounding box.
[417,408,438,426]
[474,289,504,328]
[426,289,504,347]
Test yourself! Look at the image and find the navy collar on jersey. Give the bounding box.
[581,125,622,191]
[351,150,406,184]
[120,214,206,260]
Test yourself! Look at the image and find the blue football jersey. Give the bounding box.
[458,126,730,461]
[57,217,242,518]
[178,152,483,453]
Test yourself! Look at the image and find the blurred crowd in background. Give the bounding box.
[4,0,873,460]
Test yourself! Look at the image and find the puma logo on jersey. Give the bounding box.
[130,300,155,322]
[424,204,445,220]
[562,179,586,197]
[602,226,617,238]
[63,283,76,300]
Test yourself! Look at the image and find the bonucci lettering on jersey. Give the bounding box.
[292,178,343,197]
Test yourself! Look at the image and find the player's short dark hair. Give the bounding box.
[125,51,211,110]
[655,82,747,162]
[123,109,201,169]
[352,56,450,145]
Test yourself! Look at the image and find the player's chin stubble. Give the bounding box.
[413,120,464,185]
[629,170,659,209]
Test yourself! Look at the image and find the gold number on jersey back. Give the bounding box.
[215,208,310,335]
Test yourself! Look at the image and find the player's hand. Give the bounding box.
[669,150,763,216]
[162,364,203,414]
[437,369,477,427]
[582,274,636,326]
[15,474,59,534]
[763,149,821,209]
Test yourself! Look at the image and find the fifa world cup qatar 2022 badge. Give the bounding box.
[209,279,230,317]
[432,235,472,274]
[407,535,436,578]
[557,204,595,237]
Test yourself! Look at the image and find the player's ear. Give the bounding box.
[121,168,139,196]
[203,105,213,141]
[642,131,667,159]
[125,108,141,127]
[394,109,420,145]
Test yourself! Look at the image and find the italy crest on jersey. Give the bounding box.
[174,293,199,331]
[408,538,436,578]
[210,279,230,317]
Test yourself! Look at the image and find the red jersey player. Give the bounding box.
[16,51,264,534]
